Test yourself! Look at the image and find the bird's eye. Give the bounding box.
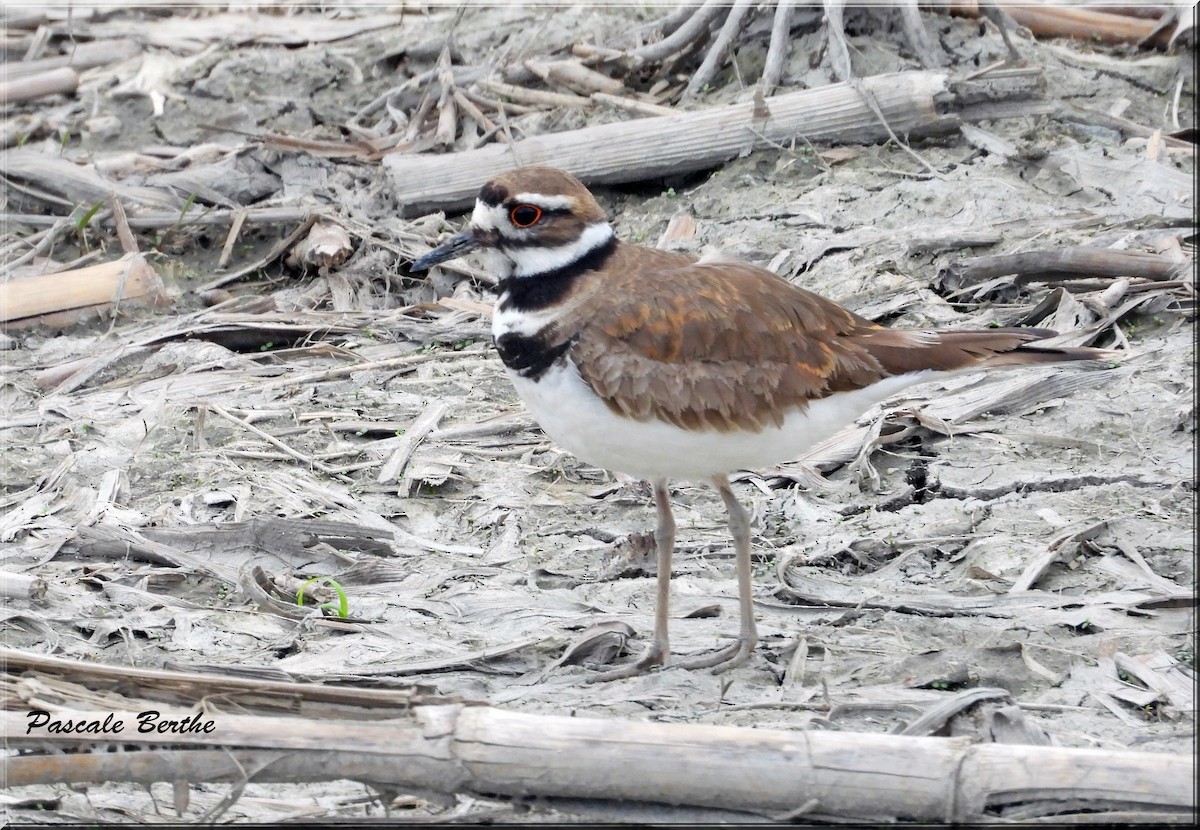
[509,204,543,228]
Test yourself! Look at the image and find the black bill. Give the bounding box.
[410,229,480,272]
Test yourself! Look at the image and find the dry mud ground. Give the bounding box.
[1,3,1196,824]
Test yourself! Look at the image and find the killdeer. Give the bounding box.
[411,166,1115,681]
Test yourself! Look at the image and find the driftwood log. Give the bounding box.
[2,648,1192,823]
[5,703,1191,822]
[385,68,1044,216]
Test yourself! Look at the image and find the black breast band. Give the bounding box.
[495,332,574,380]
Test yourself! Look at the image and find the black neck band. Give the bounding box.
[497,234,617,312]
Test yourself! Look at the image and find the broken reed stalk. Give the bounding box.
[385,68,1041,216]
[0,206,312,230]
[0,66,78,104]
[926,0,1164,45]
[0,571,46,600]
[0,253,168,328]
[378,400,448,484]
[0,38,140,79]
[4,700,1191,822]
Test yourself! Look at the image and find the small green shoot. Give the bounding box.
[154,193,204,250]
[75,201,105,233]
[296,576,350,618]
[176,192,199,226]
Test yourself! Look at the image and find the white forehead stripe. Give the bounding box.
[509,221,614,278]
[470,200,506,231]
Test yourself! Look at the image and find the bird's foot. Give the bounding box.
[585,642,666,683]
[671,635,756,675]
[585,633,756,681]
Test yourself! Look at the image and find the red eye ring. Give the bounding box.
[509,204,543,228]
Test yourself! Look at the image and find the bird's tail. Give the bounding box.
[856,326,1119,375]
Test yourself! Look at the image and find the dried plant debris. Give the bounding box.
[0,2,1195,825]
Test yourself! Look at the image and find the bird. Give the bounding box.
[410,165,1116,681]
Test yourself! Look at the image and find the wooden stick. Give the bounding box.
[978,0,1023,61]
[1054,102,1193,150]
[825,0,940,176]
[4,148,185,211]
[109,193,138,254]
[941,248,1188,288]
[761,0,796,95]
[682,0,754,101]
[435,46,457,147]
[461,87,535,117]
[628,0,726,65]
[207,403,343,479]
[524,59,624,96]
[216,208,248,269]
[453,88,496,132]
[0,218,71,276]
[403,85,437,143]
[385,69,1036,216]
[194,213,318,292]
[641,2,702,40]
[899,0,942,68]
[476,77,592,110]
[823,0,852,82]
[589,92,675,118]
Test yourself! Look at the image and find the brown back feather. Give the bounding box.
[554,241,1113,433]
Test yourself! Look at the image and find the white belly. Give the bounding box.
[507,359,935,482]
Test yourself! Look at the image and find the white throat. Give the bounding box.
[508,222,614,277]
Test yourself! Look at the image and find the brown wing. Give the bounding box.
[561,243,1107,434]
[563,246,889,433]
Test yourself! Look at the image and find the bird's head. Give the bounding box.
[410,166,613,279]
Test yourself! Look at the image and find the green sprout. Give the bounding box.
[296,576,350,618]
[74,201,105,232]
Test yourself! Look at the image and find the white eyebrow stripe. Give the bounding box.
[510,193,574,211]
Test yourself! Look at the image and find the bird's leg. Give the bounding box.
[672,475,759,673]
[587,479,675,682]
